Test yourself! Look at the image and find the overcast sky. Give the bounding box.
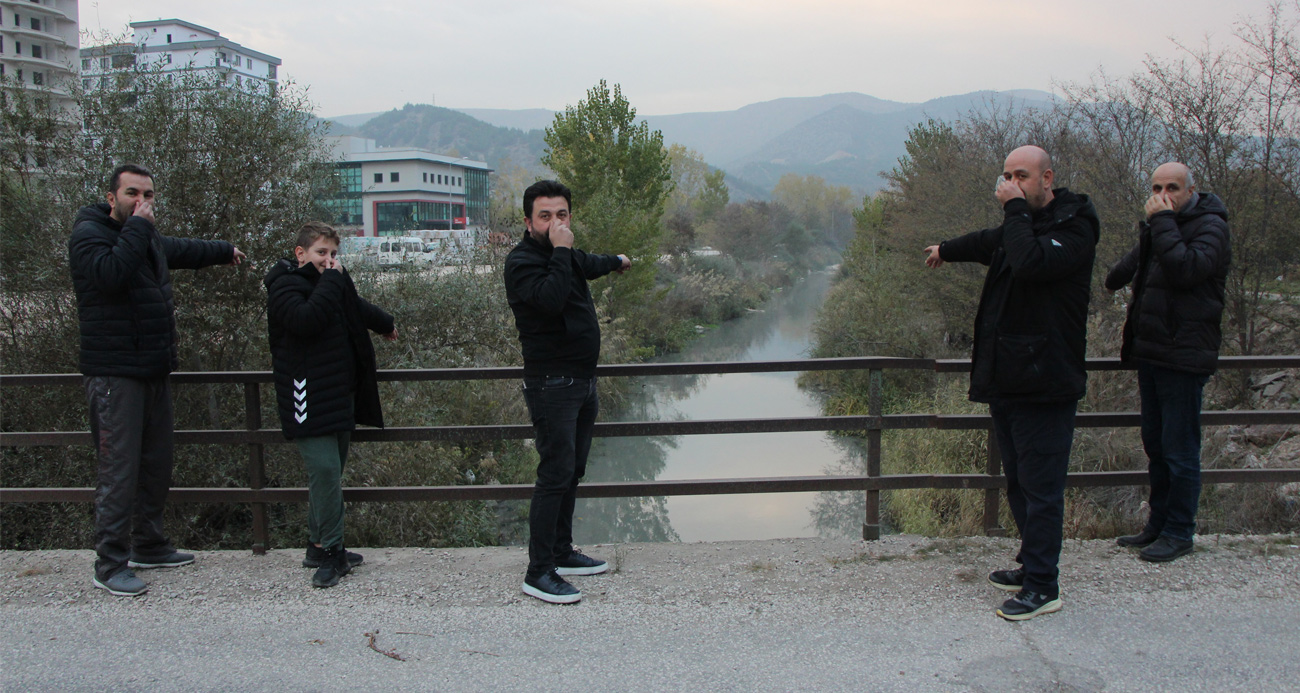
[80,0,1282,118]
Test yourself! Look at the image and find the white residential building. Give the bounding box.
[0,0,80,110]
[323,135,493,237]
[80,19,280,93]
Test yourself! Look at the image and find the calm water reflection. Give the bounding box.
[574,270,868,544]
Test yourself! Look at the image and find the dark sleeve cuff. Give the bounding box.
[1002,198,1032,216]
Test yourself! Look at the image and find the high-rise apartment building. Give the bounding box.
[0,0,80,110]
[80,19,280,93]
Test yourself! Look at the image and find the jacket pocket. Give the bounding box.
[993,332,1049,395]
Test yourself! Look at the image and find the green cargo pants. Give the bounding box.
[296,432,351,550]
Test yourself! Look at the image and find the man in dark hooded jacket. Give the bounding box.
[68,164,244,597]
[1105,162,1231,563]
[924,146,1099,621]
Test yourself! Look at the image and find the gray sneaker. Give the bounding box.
[128,550,195,569]
[93,570,148,597]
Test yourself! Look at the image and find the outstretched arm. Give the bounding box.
[575,248,628,279]
[162,235,238,270]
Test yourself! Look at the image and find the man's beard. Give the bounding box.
[529,228,553,250]
[110,198,135,223]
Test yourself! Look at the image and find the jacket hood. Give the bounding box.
[74,201,118,228]
[1050,188,1101,242]
[1179,192,1229,223]
[263,257,316,290]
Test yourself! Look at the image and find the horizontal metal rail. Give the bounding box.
[4,469,1299,505]
[2,355,1297,549]
[3,410,1299,448]
[2,354,1297,387]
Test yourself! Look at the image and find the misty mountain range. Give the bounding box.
[323,89,1055,197]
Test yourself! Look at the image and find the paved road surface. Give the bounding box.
[3,534,1297,692]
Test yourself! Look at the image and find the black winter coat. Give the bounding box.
[503,233,623,378]
[264,259,395,439]
[1104,193,1231,374]
[939,190,1100,403]
[68,202,235,378]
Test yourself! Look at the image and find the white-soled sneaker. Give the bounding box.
[555,551,608,576]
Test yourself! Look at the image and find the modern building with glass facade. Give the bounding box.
[323,135,492,237]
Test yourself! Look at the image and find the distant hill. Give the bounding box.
[323,89,1056,196]
[454,108,555,132]
[327,111,388,128]
[728,90,1056,192]
[355,104,547,173]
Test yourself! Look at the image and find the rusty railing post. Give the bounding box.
[863,368,882,540]
[244,381,269,555]
[983,426,1006,536]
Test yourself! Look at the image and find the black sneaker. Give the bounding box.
[303,543,364,568]
[311,546,352,588]
[1139,536,1194,563]
[987,567,1024,592]
[522,570,581,604]
[1117,526,1161,548]
[996,590,1062,621]
[555,550,608,576]
[128,550,195,569]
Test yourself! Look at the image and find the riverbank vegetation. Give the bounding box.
[808,6,1300,538]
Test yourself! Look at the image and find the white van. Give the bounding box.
[339,236,435,270]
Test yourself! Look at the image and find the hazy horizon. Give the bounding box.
[81,1,1281,118]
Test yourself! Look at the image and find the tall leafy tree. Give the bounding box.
[542,80,672,316]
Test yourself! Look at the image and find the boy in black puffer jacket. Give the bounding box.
[265,222,396,588]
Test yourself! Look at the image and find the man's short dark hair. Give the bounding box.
[523,180,572,219]
[108,164,153,194]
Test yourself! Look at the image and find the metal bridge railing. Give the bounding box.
[2,355,1298,552]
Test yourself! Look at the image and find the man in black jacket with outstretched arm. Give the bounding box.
[69,164,245,597]
[924,146,1099,621]
[504,180,630,604]
[1105,162,1230,563]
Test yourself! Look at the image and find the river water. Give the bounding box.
[573,270,868,544]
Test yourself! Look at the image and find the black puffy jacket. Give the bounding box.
[503,233,623,378]
[1105,193,1231,374]
[68,202,235,377]
[264,259,394,439]
[940,190,1100,403]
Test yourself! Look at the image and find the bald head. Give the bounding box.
[1002,145,1055,210]
[1006,146,1052,176]
[1153,162,1193,188]
[1151,162,1196,212]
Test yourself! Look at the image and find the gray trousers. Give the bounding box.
[84,375,177,579]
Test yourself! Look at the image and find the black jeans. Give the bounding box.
[989,399,1077,598]
[1138,363,1209,542]
[84,375,177,580]
[522,375,598,577]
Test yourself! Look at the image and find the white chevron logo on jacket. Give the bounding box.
[293,379,307,423]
